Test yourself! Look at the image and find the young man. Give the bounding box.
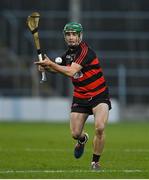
[35,22,111,170]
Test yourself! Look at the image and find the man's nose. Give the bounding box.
[69,34,74,39]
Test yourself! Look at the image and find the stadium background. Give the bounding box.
[0,0,149,120]
[0,0,149,179]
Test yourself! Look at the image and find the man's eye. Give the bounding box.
[72,32,77,36]
[65,33,70,36]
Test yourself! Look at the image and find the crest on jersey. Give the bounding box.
[73,71,83,79]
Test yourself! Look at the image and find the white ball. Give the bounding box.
[55,57,62,64]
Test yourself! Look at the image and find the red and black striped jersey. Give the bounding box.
[61,41,109,99]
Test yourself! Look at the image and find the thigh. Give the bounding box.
[70,112,89,135]
[92,103,109,127]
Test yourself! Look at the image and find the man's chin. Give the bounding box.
[67,43,79,48]
[68,43,75,46]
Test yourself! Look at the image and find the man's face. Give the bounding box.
[64,31,82,47]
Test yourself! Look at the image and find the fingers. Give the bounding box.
[44,54,48,59]
[34,60,47,66]
[34,61,43,65]
[38,65,45,71]
[34,54,48,64]
[34,55,54,70]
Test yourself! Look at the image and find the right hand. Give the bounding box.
[35,54,58,72]
[36,54,51,72]
[35,54,53,69]
[38,65,45,72]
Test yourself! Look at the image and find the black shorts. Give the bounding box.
[71,89,112,115]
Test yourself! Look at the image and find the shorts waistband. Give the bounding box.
[73,90,109,104]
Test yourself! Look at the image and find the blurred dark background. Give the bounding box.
[0,0,149,119]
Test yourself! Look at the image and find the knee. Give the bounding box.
[95,124,105,137]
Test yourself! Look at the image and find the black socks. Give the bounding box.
[92,154,100,162]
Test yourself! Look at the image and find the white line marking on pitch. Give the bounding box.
[124,149,149,152]
[25,148,149,153]
[0,169,147,174]
[0,148,149,153]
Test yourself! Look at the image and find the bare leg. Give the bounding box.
[92,103,109,155]
[70,112,89,159]
[70,112,88,140]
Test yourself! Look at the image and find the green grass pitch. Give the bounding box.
[0,121,148,178]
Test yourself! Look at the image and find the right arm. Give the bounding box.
[35,55,82,77]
